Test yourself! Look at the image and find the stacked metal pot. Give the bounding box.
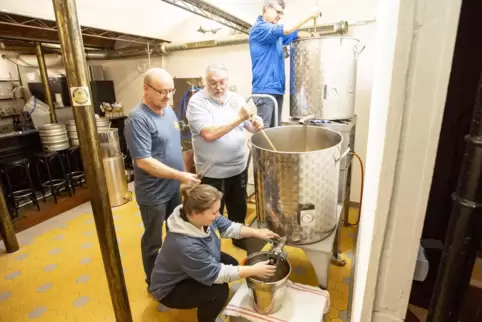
[66,117,111,147]
[38,123,70,151]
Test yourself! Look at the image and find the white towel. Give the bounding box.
[224,280,330,322]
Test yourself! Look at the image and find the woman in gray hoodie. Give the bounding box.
[149,184,280,322]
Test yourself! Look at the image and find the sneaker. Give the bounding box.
[215,315,227,322]
[157,303,170,312]
[231,283,242,294]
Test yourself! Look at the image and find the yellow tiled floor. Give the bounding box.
[0,189,357,321]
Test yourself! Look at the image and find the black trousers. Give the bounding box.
[161,252,239,322]
[201,169,247,224]
[139,192,181,286]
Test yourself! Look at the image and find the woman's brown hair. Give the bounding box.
[180,184,222,220]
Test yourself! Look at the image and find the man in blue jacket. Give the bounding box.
[249,1,321,128]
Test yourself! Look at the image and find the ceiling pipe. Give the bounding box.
[299,20,349,35]
[2,20,349,61]
[160,0,252,34]
[156,36,248,55]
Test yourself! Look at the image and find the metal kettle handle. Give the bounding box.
[247,94,279,127]
[335,148,350,162]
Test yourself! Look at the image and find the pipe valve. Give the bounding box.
[268,236,287,265]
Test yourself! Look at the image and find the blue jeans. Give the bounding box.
[139,192,181,285]
[253,94,284,128]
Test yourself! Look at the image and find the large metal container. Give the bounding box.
[245,251,291,315]
[103,155,130,207]
[98,128,122,159]
[289,37,364,120]
[251,125,345,244]
[38,123,70,151]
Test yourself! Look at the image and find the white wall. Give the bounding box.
[351,0,461,321]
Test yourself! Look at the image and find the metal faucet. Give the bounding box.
[268,236,287,265]
[297,114,315,124]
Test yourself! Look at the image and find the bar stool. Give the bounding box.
[35,151,72,203]
[64,146,85,193]
[0,157,40,218]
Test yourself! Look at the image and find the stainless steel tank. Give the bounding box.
[38,123,70,151]
[103,155,130,207]
[98,128,130,207]
[251,125,346,244]
[98,128,122,159]
[289,37,365,120]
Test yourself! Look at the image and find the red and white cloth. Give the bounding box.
[224,280,330,322]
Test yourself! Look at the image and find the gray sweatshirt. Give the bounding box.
[149,205,243,301]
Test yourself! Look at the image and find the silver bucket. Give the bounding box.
[250,125,347,245]
[98,128,122,158]
[103,155,130,207]
[245,251,291,315]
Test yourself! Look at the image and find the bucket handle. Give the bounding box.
[335,148,350,163]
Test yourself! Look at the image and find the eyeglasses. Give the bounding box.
[208,80,226,88]
[269,4,284,16]
[147,84,176,96]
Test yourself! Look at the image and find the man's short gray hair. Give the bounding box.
[205,64,228,78]
[264,0,285,10]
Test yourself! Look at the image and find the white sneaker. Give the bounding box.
[231,283,242,294]
[157,303,170,312]
[215,315,227,322]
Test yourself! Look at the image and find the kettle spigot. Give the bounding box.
[268,236,287,265]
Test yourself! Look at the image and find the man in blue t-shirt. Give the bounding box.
[124,68,200,288]
[249,0,321,128]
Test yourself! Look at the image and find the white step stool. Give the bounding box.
[224,281,330,322]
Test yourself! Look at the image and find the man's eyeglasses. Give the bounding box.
[208,80,226,88]
[147,84,176,96]
[269,4,284,16]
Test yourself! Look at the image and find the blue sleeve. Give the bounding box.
[215,215,242,239]
[124,116,152,159]
[186,95,213,135]
[283,30,299,46]
[250,21,284,45]
[179,246,221,286]
[215,215,234,234]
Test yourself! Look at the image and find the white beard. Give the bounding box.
[207,90,226,104]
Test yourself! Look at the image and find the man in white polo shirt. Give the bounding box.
[187,64,263,250]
